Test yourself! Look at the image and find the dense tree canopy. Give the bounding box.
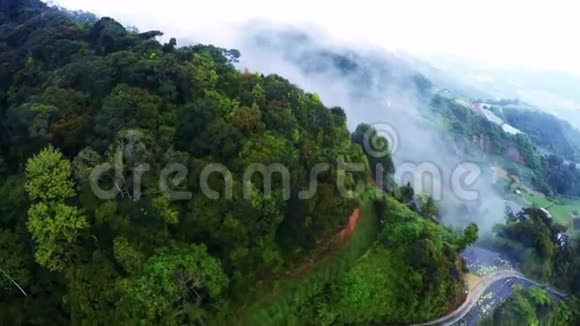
[9,1,580,325]
[481,286,573,326]
[0,0,374,323]
[0,1,481,325]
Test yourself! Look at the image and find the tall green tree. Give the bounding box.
[24,146,75,202]
[118,244,228,324]
[25,146,87,271]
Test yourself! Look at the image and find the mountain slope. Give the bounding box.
[0,1,474,325]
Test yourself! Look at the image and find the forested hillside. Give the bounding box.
[481,286,573,325]
[429,93,580,198]
[500,107,580,197]
[0,1,472,324]
[431,94,541,170]
[0,0,366,322]
[494,104,580,162]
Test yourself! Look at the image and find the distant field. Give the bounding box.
[493,164,579,225]
[516,192,580,225]
[519,192,552,208]
[548,198,580,223]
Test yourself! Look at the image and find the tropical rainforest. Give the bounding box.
[0,1,481,325]
[7,0,580,325]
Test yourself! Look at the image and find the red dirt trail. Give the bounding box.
[336,208,361,242]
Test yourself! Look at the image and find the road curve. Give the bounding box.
[414,270,566,326]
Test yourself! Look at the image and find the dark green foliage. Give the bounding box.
[481,286,572,326]
[539,154,580,197]
[461,223,479,250]
[351,123,394,190]
[492,207,565,282]
[486,205,580,324]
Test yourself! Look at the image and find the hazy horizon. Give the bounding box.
[48,0,580,73]
[48,0,580,126]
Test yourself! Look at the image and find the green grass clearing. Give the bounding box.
[240,188,380,325]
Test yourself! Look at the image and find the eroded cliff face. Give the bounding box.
[471,134,525,165]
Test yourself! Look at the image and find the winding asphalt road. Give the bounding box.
[414,270,566,326]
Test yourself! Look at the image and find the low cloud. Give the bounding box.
[226,22,506,232]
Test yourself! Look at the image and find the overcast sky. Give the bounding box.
[50,0,580,75]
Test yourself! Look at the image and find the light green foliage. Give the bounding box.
[113,236,145,274]
[191,53,219,90]
[25,146,88,271]
[240,131,297,166]
[204,89,239,116]
[118,244,228,323]
[250,83,265,104]
[310,93,322,104]
[358,196,462,323]
[331,244,460,324]
[27,202,88,271]
[25,146,75,202]
[151,195,179,224]
[527,286,552,306]
[331,248,407,323]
